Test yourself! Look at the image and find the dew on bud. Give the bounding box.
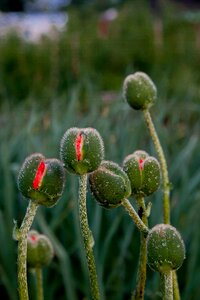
[147,224,185,274]
[89,160,131,209]
[18,153,66,207]
[60,127,104,175]
[123,150,161,197]
[123,72,157,110]
[27,230,54,269]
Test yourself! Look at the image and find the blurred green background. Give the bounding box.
[0,0,200,299]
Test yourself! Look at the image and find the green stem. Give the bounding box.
[79,174,100,300]
[160,271,173,300]
[143,110,181,297]
[18,200,38,300]
[35,268,44,300]
[143,109,170,224]
[134,197,148,300]
[121,199,149,236]
[172,271,180,300]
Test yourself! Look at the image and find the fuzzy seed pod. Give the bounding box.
[18,153,65,207]
[27,230,54,269]
[123,150,161,197]
[123,72,157,110]
[60,127,104,175]
[89,160,131,208]
[147,224,185,273]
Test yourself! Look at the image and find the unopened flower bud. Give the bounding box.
[89,160,131,208]
[27,230,54,269]
[18,153,65,207]
[60,127,104,175]
[123,150,161,197]
[123,72,157,110]
[147,224,185,273]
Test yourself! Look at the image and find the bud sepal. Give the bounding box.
[60,127,104,175]
[123,150,161,197]
[123,72,157,110]
[89,160,131,208]
[147,224,185,274]
[27,230,54,269]
[18,153,65,207]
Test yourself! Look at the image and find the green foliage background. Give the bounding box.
[0,1,200,299]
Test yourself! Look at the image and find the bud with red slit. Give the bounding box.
[18,153,65,207]
[27,230,54,269]
[60,127,104,175]
[123,150,161,197]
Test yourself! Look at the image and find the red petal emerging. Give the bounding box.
[75,133,83,161]
[30,234,38,243]
[33,161,46,189]
[139,158,144,170]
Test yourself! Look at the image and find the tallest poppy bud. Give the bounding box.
[60,127,104,175]
[123,72,157,110]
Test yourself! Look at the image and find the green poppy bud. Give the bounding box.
[147,224,185,274]
[123,72,157,110]
[60,127,104,175]
[27,230,54,269]
[89,160,131,208]
[18,153,65,207]
[123,150,161,197]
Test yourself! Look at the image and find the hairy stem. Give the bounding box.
[18,201,38,300]
[143,109,170,224]
[134,197,148,300]
[160,271,173,300]
[121,199,149,236]
[35,268,44,300]
[143,110,180,297]
[79,174,100,300]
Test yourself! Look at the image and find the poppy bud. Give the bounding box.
[27,230,54,269]
[60,127,104,175]
[18,153,65,207]
[89,160,131,208]
[147,224,185,273]
[123,72,157,110]
[123,150,161,197]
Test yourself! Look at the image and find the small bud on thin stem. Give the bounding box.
[121,199,149,236]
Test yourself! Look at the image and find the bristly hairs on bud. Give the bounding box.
[60,127,104,175]
[123,72,157,110]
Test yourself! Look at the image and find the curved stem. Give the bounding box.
[18,201,39,300]
[134,197,148,300]
[79,174,100,300]
[143,109,170,224]
[121,199,149,236]
[160,271,173,300]
[35,268,44,300]
[143,110,181,297]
